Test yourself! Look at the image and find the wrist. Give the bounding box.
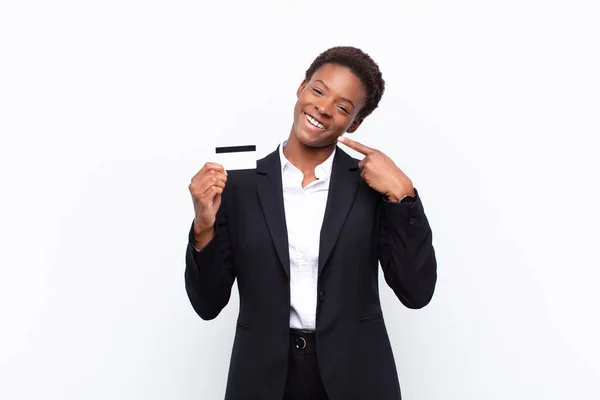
[193,225,215,252]
[194,221,214,238]
[194,216,214,234]
[387,194,403,203]
[194,224,214,237]
[386,185,415,203]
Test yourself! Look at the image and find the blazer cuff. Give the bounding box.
[187,220,219,263]
[382,188,427,229]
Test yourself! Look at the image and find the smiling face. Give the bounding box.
[291,63,368,149]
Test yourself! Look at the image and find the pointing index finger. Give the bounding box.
[337,136,376,155]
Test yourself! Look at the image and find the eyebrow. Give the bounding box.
[314,79,355,109]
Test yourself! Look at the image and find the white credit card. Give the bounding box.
[214,145,257,171]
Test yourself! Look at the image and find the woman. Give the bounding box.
[186,46,437,400]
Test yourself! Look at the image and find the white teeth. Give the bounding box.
[305,113,326,129]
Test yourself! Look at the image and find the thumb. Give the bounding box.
[209,191,222,208]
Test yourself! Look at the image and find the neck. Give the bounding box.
[283,131,336,175]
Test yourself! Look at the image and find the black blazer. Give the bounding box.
[185,146,437,400]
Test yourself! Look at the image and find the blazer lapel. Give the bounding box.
[256,148,290,279]
[318,147,360,275]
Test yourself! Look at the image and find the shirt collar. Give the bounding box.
[278,140,336,181]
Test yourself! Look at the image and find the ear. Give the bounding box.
[346,117,364,133]
[296,79,308,98]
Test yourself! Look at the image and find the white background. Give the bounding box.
[1,1,599,399]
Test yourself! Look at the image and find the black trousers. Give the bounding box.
[283,330,329,400]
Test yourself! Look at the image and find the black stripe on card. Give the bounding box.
[215,145,256,154]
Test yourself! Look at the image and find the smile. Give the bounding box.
[304,112,327,130]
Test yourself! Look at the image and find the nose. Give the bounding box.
[315,98,333,117]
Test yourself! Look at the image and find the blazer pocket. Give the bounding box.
[356,313,383,324]
[236,322,252,331]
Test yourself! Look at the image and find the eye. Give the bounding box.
[338,106,350,114]
[312,87,323,95]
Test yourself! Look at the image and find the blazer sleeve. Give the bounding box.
[184,198,236,320]
[378,188,437,309]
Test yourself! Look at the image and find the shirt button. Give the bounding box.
[319,291,326,301]
[409,217,416,225]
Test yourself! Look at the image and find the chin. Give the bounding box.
[297,132,337,149]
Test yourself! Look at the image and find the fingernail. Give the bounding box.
[337,136,345,142]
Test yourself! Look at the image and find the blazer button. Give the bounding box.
[319,291,326,301]
[409,217,416,225]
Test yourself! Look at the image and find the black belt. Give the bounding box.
[290,329,317,355]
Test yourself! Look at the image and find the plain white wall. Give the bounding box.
[1,0,599,399]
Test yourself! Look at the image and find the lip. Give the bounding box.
[302,111,328,131]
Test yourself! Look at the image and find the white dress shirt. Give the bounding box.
[279,141,335,331]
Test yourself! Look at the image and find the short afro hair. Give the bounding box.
[304,46,385,120]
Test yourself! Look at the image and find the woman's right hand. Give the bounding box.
[189,162,228,245]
